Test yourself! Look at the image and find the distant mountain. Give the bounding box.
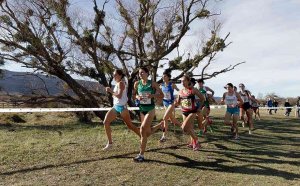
[0,70,104,96]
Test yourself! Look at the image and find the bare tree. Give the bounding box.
[0,0,243,120]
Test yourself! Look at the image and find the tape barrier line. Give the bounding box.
[0,106,298,113]
[259,107,296,109]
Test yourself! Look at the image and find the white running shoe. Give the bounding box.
[159,136,167,142]
[249,130,252,135]
[242,122,245,128]
[102,143,113,150]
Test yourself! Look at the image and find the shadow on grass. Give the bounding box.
[1,143,299,181]
[1,116,299,181]
[146,151,300,181]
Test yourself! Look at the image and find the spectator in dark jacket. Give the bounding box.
[284,99,292,116]
[267,98,273,115]
[273,99,279,113]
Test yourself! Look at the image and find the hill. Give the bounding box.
[0,70,104,96]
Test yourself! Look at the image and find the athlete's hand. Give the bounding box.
[105,87,112,93]
[136,95,141,100]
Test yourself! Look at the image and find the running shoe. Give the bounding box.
[187,139,194,148]
[102,143,113,150]
[249,130,252,135]
[241,122,245,128]
[193,142,201,151]
[159,136,167,142]
[233,135,240,140]
[133,154,145,162]
[187,143,193,148]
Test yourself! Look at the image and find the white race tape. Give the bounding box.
[0,106,298,113]
[258,107,296,109]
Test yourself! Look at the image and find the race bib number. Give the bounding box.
[181,99,192,109]
[139,92,151,104]
[163,92,171,100]
[226,99,236,108]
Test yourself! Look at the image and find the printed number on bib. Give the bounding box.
[163,92,171,100]
[181,99,192,109]
[226,99,236,108]
[140,92,151,104]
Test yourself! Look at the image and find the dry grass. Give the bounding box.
[0,109,299,185]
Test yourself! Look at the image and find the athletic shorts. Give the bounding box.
[201,104,210,110]
[163,99,174,108]
[241,102,252,111]
[227,107,239,115]
[195,101,201,110]
[252,107,259,112]
[113,105,126,114]
[140,104,155,115]
[182,110,197,117]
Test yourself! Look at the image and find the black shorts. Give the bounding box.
[242,102,252,111]
[182,110,197,117]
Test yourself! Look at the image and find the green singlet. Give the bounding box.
[199,86,210,107]
[138,80,155,113]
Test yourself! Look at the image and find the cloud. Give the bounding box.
[177,0,300,98]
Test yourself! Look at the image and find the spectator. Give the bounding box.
[273,99,279,114]
[296,97,300,117]
[267,97,273,115]
[284,99,292,116]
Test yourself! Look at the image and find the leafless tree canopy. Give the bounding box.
[0,0,244,119]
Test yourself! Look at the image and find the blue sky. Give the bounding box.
[3,0,300,98]
[176,0,300,98]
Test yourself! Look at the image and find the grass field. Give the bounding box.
[0,109,299,185]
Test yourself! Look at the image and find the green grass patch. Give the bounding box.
[0,110,299,185]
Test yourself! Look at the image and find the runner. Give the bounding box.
[251,95,261,120]
[221,83,243,139]
[196,78,215,137]
[176,75,205,151]
[238,83,254,134]
[102,69,140,150]
[132,67,164,162]
[159,69,181,142]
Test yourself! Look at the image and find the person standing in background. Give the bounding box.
[273,99,279,114]
[284,99,292,116]
[296,97,300,117]
[267,98,273,115]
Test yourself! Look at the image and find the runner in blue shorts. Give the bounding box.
[221,83,243,140]
[159,69,181,142]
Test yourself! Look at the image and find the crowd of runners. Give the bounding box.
[101,67,287,162]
